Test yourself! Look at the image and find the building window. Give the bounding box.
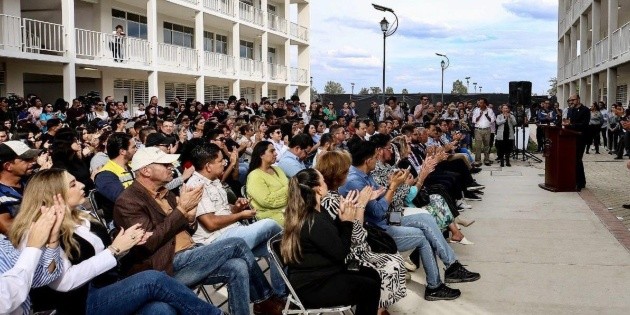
[616,85,627,104]
[163,22,194,48]
[240,40,254,59]
[240,87,255,103]
[267,89,278,102]
[268,47,276,63]
[204,32,228,54]
[268,4,277,12]
[205,85,230,101]
[203,31,214,52]
[165,82,196,101]
[112,9,148,39]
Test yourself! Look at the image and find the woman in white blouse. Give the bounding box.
[10,169,222,315]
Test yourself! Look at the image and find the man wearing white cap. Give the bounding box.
[114,147,285,315]
[0,141,40,234]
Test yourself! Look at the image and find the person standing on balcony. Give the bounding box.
[111,25,125,62]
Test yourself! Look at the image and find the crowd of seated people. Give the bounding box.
[0,93,493,314]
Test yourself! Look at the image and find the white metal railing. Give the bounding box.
[611,21,630,59]
[158,43,198,70]
[75,29,150,65]
[290,22,308,41]
[612,27,621,59]
[21,18,64,54]
[204,51,234,75]
[177,0,199,5]
[594,36,609,66]
[290,67,308,84]
[240,58,263,78]
[204,0,236,17]
[268,63,287,81]
[238,2,264,26]
[582,47,592,72]
[267,12,288,34]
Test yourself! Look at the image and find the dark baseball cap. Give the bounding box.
[0,141,41,163]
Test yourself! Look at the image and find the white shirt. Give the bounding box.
[472,107,496,128]
[187,172,240,245]
[44,219,117,292]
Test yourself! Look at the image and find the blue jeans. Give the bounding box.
[385,213,457,289]
[216,219,285,295]
[173,237,274,315]
[86,270,222,315]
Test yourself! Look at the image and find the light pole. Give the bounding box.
[479,86,483,93]
[373,3,398,106]
[310,76,314,101]
[465,76,470,93]
[351,82,355,99]
[473,82,477,93]
[436,53,449,105]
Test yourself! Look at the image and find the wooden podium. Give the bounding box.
[538,126,581,192]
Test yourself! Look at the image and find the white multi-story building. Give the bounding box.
[0,0,310,110]
[557,0,630,108]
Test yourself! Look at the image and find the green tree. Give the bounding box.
[359,87,370,95]
[385,87,394,94]
[451,79,467,94]
[547,77,557,96]
[401,88,409,94]
[324,81,345,94]
[370,87,382,95]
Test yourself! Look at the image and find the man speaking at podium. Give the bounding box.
[562,94,590,191]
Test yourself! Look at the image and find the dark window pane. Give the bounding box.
[128,22,140,38]
[140,15,147,24]
[164,22,172,30]
[139,24,148,39]
[173,32,183,46]
[112,9,126,18]
[173,24,184,32]
[128,13,140,22]
[164,30,172,44]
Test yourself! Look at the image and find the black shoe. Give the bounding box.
[623,204,630,209]
[445,261,481,283]
[500,161,504,167]
[484,161,492,166]
[470,167,482,174]
[506,161,512,167]
[614,156,623,160]
[469,180,485,190]
[424,283,461,301]
[463,191,482,201]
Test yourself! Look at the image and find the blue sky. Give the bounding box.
[307,0,558,95]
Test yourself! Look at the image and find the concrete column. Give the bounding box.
[261,32,268,79]
[231,80,240,98]
[283,38,290,98]
[298,45,310,101]
[97,0,112,32]
[608,0,618,59]
[607,67,617,105]
[101,70,115,100]
[148,71,158,101]
[579,77,589,105]
[284,85,292,98]
[147,0,158,67]
[564,34,570,66]
[261,82,268,98]
[261,0,268,26]
[232,23,240,77]
[569,80,577,96]
[62,0,76,100]
[195,11,205,102]
[579,14,587,54]
[590,72,600,103]
[571,24,578,59]
[297,2,310,31]
[557,84,564,107]
[592,0,601,44]
[5,63,23,96]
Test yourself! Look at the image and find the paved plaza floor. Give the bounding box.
[390,155,630,314]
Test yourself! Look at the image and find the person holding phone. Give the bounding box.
[111,25,125,62]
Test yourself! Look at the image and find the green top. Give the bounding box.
[246,166,289,225]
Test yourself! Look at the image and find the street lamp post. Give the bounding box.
[479,86,483,93]
[373,3,398,106]
[436,53,449,104]
[351,82,355,99]
[310,76,314,101]
[473,82,477,93]
[465,76,470,93]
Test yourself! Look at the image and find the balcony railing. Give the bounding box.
[290,22,308,41]
[238,2,264,26]
[290,67,308,84]
[0,15,65,55]
[572,55,581,76]
[75,29,150,65]
[204,0,236,17]
[240,58,263,78]
[158,43,198,71]
[267,12,288,34]
[582,47,592,72]
[594,36,609,67]
[268,63,287,81]
[204,51,234,75]
[176,0,199,5]
[611,21,630,59]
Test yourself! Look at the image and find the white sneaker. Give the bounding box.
[402,255,417,271]
[456,199,473,209]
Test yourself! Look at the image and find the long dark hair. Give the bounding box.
[247,141,272,175]
[281,168,321,264]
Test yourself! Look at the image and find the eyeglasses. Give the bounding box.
[154,163,174,169]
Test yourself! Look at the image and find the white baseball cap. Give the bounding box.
[0,141,41,163]
[130,147,179,171]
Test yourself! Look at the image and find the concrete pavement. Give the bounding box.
[390,161,630,314]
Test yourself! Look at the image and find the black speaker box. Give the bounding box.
[509,81,532,106]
